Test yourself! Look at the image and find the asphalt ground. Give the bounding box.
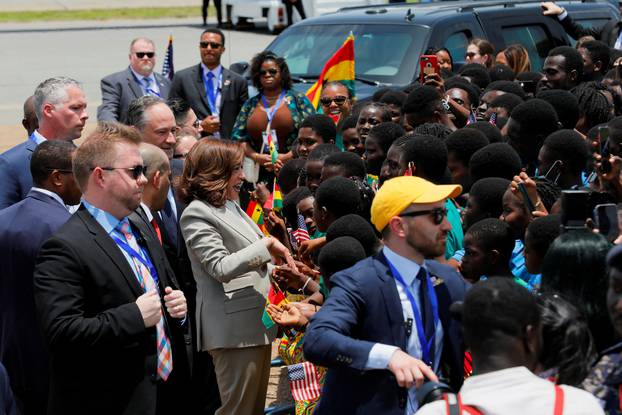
[0,15,276,151]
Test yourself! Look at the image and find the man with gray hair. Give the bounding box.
[127,96,181,263]
[98,37,171,124]
[0,77,88,209]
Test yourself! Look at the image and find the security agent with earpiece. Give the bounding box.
[304,176,468,414]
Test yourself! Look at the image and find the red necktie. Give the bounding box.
[151,218,163,245]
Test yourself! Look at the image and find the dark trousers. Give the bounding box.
[283,0,306,26]
[202,0,223,24]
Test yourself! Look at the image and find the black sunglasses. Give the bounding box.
[200,41,222,49]
[95,165,147,180]
[320,96,348,106]
[259,68,279,76]
[399,207,448,225]
[135,52,155,59]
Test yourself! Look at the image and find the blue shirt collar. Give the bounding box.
[382,245,424,285]
[201,63,222,78]
[82,200,127,235]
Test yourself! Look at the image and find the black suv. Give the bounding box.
[257,0,618,98]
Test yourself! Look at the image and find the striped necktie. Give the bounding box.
[118,221,173,381]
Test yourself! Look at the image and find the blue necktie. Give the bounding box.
[416,268,435,366]
[143,77,158,96]
[206,71,216,112]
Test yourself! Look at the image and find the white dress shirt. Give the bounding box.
[365,246,444,414]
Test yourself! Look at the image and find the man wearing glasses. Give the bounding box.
[169,28,248,139]
[33,123,190,414]
[98,37,171,124]
[304,176,469,415]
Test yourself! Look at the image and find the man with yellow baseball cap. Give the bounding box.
[304,176,469,415]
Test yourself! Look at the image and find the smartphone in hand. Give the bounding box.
[419,55,439,84]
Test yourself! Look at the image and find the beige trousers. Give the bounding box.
[209,345,272,415]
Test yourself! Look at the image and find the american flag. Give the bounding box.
[287,362,321,401]
[291,214,310,245]
[489,111,497,126]
[162,35,174,81]
[466,111,477,125]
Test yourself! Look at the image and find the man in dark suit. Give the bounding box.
[169,28,248,139]
[98,37,171,124]
[33,123,190,415]
[304,176,469,415]
[0,141,80,415]
[0,77,88,209]
[542,1,622,48]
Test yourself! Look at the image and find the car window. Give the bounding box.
[268,24,429,85]
[444,31,470,66]
[501,24,553,71]
[566,18,610,46]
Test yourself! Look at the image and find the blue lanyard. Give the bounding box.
[203,69,222,116]
[261,90,286,127]
[111,232,159,291]
[386,259,440,366]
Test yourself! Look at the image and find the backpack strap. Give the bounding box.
[443,393,462,415]
[553,385,565,415]
[443,393,484,415]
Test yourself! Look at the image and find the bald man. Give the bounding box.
[98,37,171,124]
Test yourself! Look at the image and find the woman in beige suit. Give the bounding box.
[178,139,294,415]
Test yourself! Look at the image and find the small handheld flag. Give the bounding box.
[292,214,310,245]
[162,35,174,81]
[245,200,270,236]
[306,33,355,110]
[261,278,288,329]
[287,362,322,401]
[272,180,283,212]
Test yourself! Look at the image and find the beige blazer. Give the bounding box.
[180,199,276,351]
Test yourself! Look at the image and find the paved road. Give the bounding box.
[0,0,198,11]
[0,18,276,129]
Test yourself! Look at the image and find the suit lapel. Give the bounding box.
[194,64,212,115]
[125,68,143,99]
[78,208,144,298]
[155,73,170,98]
[219,68,231,113]
[207,201,257,244]
[374,253,407,350]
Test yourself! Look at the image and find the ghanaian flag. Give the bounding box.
[245,200,269,236]
[272,181,283,212]
[261,283,287,329]
[305,33,355,109]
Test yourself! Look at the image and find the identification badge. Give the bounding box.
[261,129,279,153]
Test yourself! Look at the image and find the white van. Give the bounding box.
[224,0,387,33]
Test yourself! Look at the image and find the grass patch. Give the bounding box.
[0,6,214,23]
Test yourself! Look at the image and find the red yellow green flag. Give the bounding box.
[272,180,283,212]
[266,129,278,165]
[305,33,355,109]
[261,282,287,329]
[245,200,270,236]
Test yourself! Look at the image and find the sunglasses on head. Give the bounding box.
[135,52,155,59]
[399,207,448,225]
[320,96,348,106]
[200,41,222,49]
[260,68,279,76]
[96,165,147,180]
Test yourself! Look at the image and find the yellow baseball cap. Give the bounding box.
[370,176,462,232]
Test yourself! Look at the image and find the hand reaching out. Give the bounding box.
[266,303,309,329]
